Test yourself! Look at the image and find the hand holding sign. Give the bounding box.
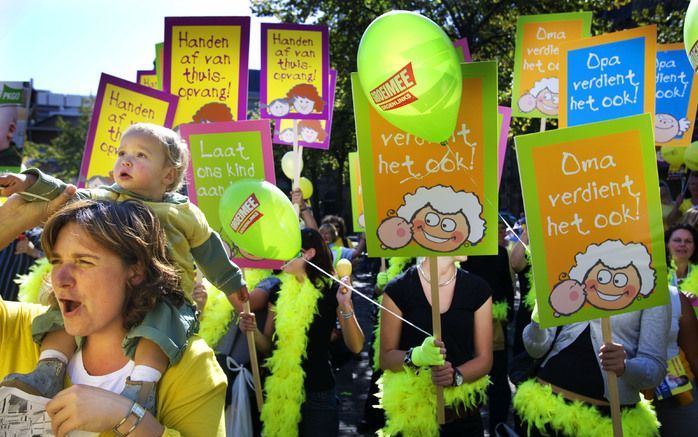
[219,179,301,260]
[357,11,462,143]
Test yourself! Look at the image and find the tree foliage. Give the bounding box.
[251,0,689,217]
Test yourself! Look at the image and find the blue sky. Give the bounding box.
[0,0,279,96]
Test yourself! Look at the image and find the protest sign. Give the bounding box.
[497,106,512,188]
[272,70,336,150]
[512,12,592,119]
[516,113,668,328]
[164,17,250,127]
[349,152,365,232]
[454,38,471,62]
[260,23,330,120]
[78,73,178,188]
[353,61,498,257]
[655,43,698,146]
[559,25,657,128]
[155,42,164,90]
[137,69,159,90]
[179,119,279,268]
[0,81,31,173]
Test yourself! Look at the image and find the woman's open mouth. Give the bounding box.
[60,299,83,316]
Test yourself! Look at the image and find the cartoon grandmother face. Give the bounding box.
[411,205,470,252]
[583,261,642,311]
[536,87,559,116]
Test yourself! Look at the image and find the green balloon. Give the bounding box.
[685,142,698,171]
[660,145,685,167]
[685,0,698,71]
[219,179,301,260]
[357,10,462,143]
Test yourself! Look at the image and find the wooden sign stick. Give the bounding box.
[601,317,623,437]
[428,256,446,424]
[239,269,264,410]
[540,116,547,132]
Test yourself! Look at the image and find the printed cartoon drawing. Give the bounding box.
[518,77,559,116]
[86,173,114,188]
[549,240,655,317]
[265,98,291,118]
[192,102,234,123]
[286,83,325,115]
[277,128,296,143]
[654,113,691,143]
[376,185,486,252]
[299,120,326,143]
[275,120,327,144]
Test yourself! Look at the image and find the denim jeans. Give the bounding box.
[298,389,339,437]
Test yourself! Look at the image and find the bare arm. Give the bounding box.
[291,188,318,230]
[678,292,698,377]
[336,277,364,354]
[228,285,271,314]
[0,185,76,250]
[379,293,407,371]
[239,304,275,356]
[456,297,493,381]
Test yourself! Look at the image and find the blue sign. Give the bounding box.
[566,37,648,127]
[655,47,695,145]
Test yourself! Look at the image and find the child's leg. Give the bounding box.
[2,310,76,398]
[121,298,197,414]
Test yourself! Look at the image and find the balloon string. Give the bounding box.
[440,143,530,252]
[298,256,433,337]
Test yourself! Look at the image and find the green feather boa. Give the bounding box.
[377,367,490,437]
[513,379,659,437]
[261,273,324,437]
[17,257,52,304]
[492,300,509,322]
[670,262,698,297]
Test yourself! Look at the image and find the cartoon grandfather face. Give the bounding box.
[655,113,680,143]
[583,262,642,311]
[411,205,470,252]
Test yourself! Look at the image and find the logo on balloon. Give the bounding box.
[369,62,418,111]
[230,193,264,234]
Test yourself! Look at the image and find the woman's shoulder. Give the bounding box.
[162,336,227,383]
[455,269,492,307]
[384,266,418,301]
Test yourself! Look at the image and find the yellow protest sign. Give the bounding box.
[164,17,250,126]
[78,74,178,187]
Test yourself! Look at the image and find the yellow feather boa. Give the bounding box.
[376,367,490,437]
[492,300,509,322]
[16,257,52,304]
[261,273,324,437]
[513,379,659,437]
[189,268,273,349]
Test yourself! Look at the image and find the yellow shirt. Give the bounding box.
[0,298,227,437]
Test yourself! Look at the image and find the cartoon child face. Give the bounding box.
[536,88,559,116]
[377,216,413,249]
[293,96,315,115]
[655,114,680,143]
[411,206,469,252]
[300,126,320,143]
[268,99,290,117]
[278,128,296,143]
[583,262,642,310]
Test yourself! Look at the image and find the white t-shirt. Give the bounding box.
[67,350,134,437]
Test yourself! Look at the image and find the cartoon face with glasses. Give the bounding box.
[376,185,485,252]
[548,240,655,317]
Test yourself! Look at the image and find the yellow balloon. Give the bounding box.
[299,177,314,199]
[684,142,698,171]
[281,151,303,179]
[660,145,686,167]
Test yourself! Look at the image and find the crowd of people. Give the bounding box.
[1,123,698,437]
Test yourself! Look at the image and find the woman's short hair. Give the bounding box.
[41,199,185,330]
